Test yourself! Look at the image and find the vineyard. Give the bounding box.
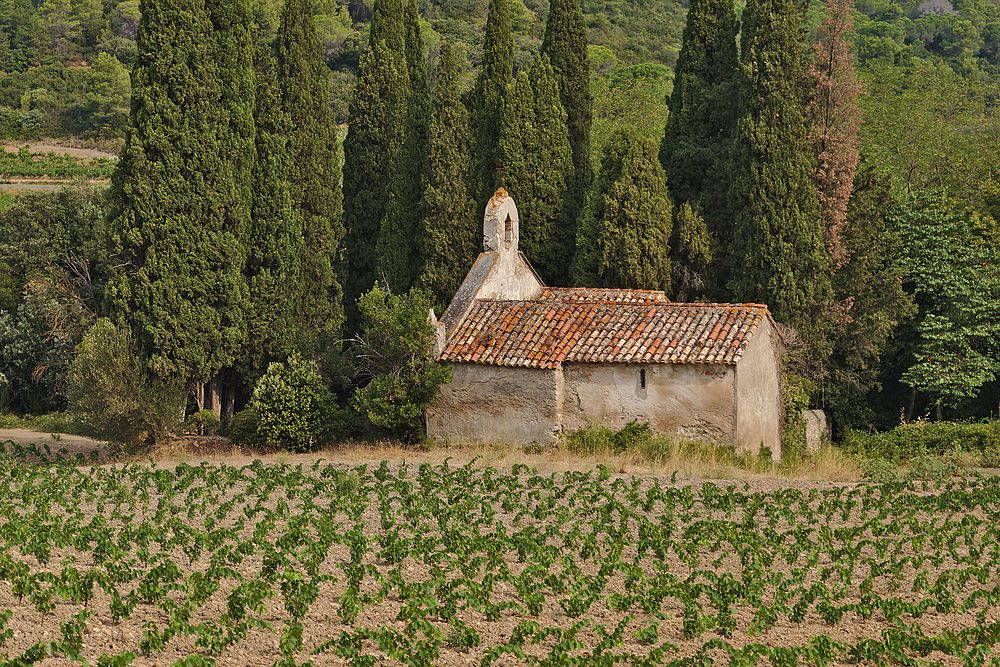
[0,445,999,665]
[0,148,115,180]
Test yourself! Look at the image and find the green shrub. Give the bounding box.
[350,285,452,442]
[845,421,1000,463]
[780,374,814,463]
[225,408,262,447]
[565,420,653,455]
[247,354,333,452]
[184,409,220,436]
[66,319,183,445]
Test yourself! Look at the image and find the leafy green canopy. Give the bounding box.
[894,192,1000,408]
[350,284,451,441]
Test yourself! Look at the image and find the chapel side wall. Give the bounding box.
[734,319,782,459]
[427,364,561,444]
[561,363,736,443]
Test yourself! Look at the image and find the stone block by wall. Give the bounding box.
[803,410,831,453]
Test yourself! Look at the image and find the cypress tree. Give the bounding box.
[470,0,514,204]
[245,42,305,379]
[498,55,573,284]
[670,202,714,301]
[375,0,429,292]
[573,130,672,292]
[542,0,592,229]
[106,0,250,384]
[728,0,830,322]
[343,0,409,329]
[659,0,739,237]
[418,42,479,312]
[275,0,344,347]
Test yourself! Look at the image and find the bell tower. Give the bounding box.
[483,187,519,255]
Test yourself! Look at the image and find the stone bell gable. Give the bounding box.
[427,191,785,459]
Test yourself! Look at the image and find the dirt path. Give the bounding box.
[0,428,108,457]
[1,141,118,161]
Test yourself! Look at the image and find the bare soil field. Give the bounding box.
[0,445,996,666]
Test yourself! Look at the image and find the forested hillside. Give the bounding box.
[0,0,997,447]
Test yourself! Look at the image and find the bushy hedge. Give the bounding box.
[844,421,1000,463]
[241,354,335,452]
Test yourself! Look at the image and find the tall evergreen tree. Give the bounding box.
[808,0,861,270]
[375,0,429,292]
[727,0,830,323]
[659,0,739,242]
[245,42,305,379]
[542,0,592,232]
[276,0,344,347]
[418,42,479,311]
[106,0,250,385]
[572,131,672,292]
[470,0,514,204]
[498,56,573,283]
[343,0,409,329]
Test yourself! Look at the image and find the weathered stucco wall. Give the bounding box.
[734,319,782,458]
[561,363,736,443]
[475,251,543,301]
[427,364,560,443]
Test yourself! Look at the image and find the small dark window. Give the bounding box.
[640,368,647,389]
[504,214,513,243]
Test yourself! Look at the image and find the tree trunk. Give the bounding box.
[208,379,222,419]
[222,372,236,425]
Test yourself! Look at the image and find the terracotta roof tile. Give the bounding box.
[440,293,771,369]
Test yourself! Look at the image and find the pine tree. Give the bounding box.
[375,0,429,292]
[659,0,739,238]
[418,42,479,312]
[106,0,250,384]
[573,131,672,292]
[498,56,573,284]
[542,0,592,230]
[343,0,409,329]
[728,0,830,323]
[276,0,345,347]
[808,0,861,270]
[245,42,305,379]
[470,0,514,204]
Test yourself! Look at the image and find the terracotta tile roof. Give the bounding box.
[440,297,771,369]
[539,288,670,304]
